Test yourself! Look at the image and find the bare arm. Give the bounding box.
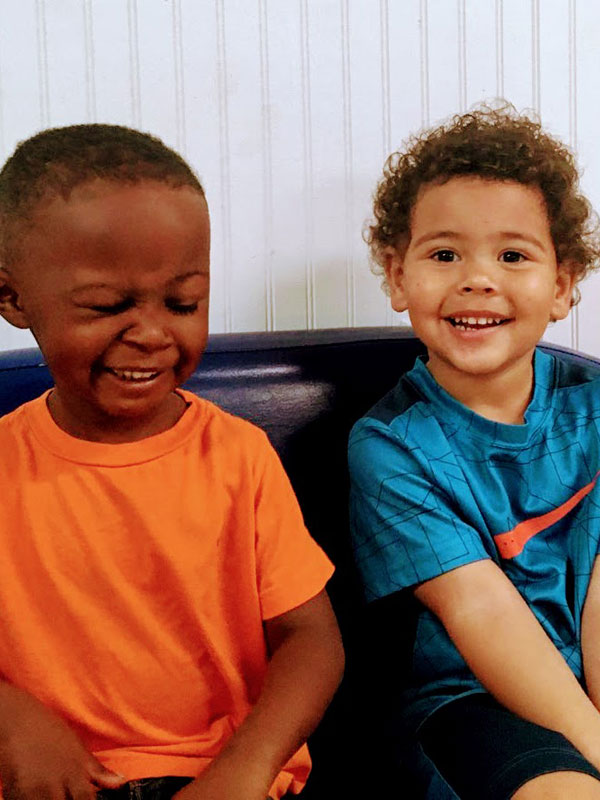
[415,559,600,769]
[175,588,344,800]
[0,682,123,800]
[582,557,600,710]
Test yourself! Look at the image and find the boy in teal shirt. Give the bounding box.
[350,106,600,798]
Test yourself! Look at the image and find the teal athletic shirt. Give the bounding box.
[350,347,600,740]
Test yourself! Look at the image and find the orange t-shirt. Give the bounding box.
[0,390,333,798]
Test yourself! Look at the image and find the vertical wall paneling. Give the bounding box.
[223,0,273,332]
[262,3,306,331]
[45,3,90,125]
[387,0,422,147]
[215,0,233,332]
[90,0,130,124]
[0,2,41,153]
[501,0,534,110]
[1,2,600,356]
[379,0,391,158]
[383,0,421,328]
[419,0,430,127]
[0,3,39,348]
[531,0,540,113]
[172,0,187,156]
[0,19,4,160]
[315,3,351,328]
[126,0,141,129]
[258,0,274,331]
[35,0,50,128]
[537,2,575,350]
[464,1,496,108]
[341,0,355,327]
[569,0,579,351]
[349,0,397,328]
[426,0,463,123]
[570,0,600,357]
[495,0,504,98]
[458,0,467,113]
[83,0,96,122]
[174,3,224,333]
[136,3,180,147]
[378,0,393,327]
[299,0,315,329]
[297,1,348,330]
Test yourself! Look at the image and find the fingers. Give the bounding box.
[2,776,96,800]
[66,777,100,800]
[85,757,125,789]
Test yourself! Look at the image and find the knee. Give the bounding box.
[512,770,600,799]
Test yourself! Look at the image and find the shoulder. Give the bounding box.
[183,390,271,445]
[538,348,600,425]
[180,391,278,475]
[0,396,36,439]
[544,348,600,391]
[0,398,42,479]
[349,371,454,484]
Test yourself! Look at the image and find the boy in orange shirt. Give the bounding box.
[0,125,343,800]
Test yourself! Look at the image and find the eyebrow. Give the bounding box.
[69,270,207,296]
[411,231,461,248]
[171,269,208,283]
[411,230,546,250]
[495,231,546,250]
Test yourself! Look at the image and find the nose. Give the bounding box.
[120,307,174,351]
[457,259,498,295]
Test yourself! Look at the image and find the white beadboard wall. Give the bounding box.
[0,0,599,356]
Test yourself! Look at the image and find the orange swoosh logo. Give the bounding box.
[494,470,600,559]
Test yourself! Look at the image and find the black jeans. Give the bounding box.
[97,778,193,800]
[96,777,277,800]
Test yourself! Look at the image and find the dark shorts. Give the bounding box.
[96,776,280,800]
[418,693,600,800]
[96,777,193,800]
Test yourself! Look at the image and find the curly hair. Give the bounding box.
[0,123,204,267]
[367,104,600,305]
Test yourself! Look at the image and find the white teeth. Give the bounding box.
[110,369,159,381]
[450,316,505,329]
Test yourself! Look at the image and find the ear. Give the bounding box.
[383,247,409,313]
[0,268,31,329]
[550,264,577,322]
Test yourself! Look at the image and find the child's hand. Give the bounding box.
[171,760,271,800]
[0,684,124,800]
[171,588,343,800]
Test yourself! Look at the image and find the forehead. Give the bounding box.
[15,178,209,273]
[412,177,549,230]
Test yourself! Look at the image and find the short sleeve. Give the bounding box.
[349,417,490,602]
[252,434,334,620]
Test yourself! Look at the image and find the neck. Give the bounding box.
[427,357,535,425]
[47,390,187,443]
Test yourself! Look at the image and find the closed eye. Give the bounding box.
[90,299,133,314]
[166,301,199,315]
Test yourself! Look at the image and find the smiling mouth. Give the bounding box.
[105,367,161,382]
[447,316,511,331]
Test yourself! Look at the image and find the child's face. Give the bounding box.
[384,176,574,397]
[0,179,210,442]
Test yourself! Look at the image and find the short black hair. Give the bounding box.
[0,123,204,266]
